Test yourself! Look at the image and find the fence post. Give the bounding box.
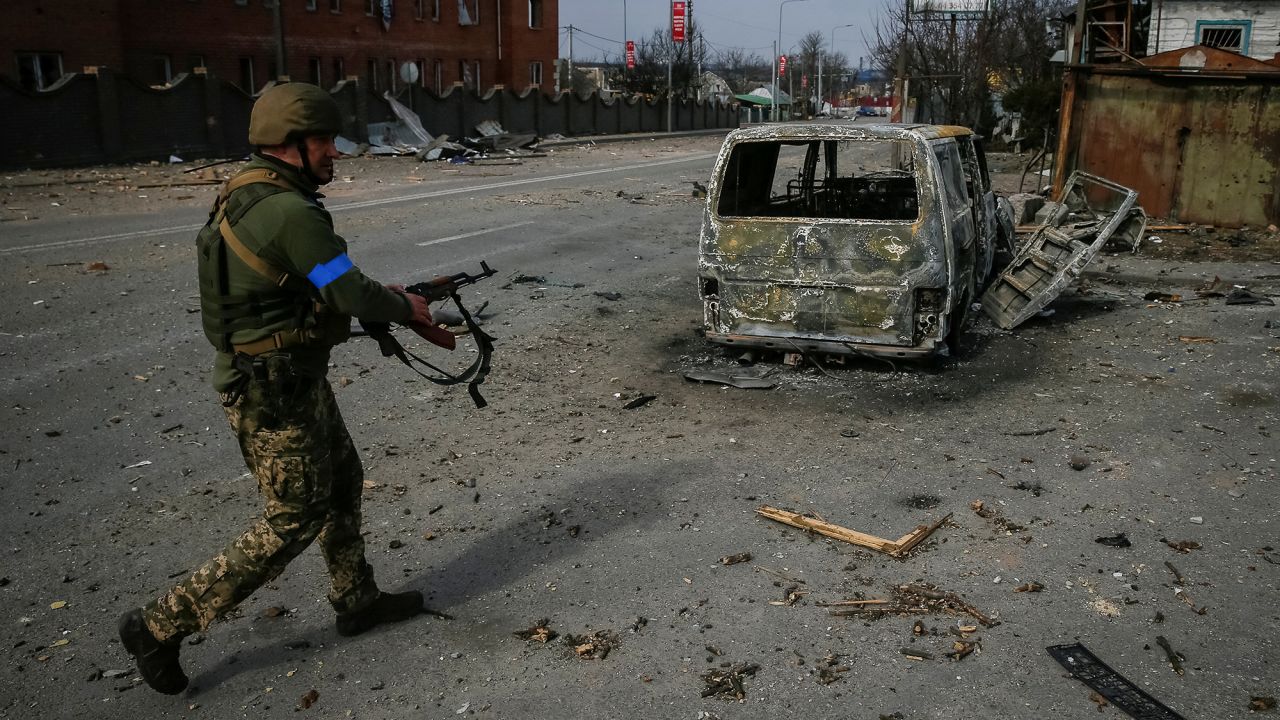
[353,78,370,143]
[198,69,226,157]
[90,67,124,163]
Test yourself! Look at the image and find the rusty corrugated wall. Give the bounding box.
[1056,52,1280,228]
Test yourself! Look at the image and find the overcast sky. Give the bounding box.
[557,0,886,69]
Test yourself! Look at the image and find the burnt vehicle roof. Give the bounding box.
[723,123,976,143]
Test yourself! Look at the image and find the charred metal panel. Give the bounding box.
[981,173,1146,330]
[699,124,982,357]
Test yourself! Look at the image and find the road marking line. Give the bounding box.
[416,221,534,247]
[0,153,718,256]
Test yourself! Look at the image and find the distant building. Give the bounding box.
[1146,0,1280,61]
[1,0,558,94]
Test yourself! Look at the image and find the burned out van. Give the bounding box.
[698,123,1014,358]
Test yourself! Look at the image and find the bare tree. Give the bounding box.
[711,47,771,94]
[870,0,1069,139]
[609,21,709,98]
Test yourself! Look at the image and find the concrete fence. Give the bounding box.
[0,69,740,170]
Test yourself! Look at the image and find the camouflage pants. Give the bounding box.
[142,373,378,643]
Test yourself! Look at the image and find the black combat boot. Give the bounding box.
[117,609,188,695]
[336,590,424,637]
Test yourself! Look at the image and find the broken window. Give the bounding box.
[458,0,479,25]
[432,0,440,20]
[932,142,969,217]
[365,0,375,15]
[333,56,345,82]
[367,58,379,90]
[529,61,543,87]
[529,0,543,28]
[715,139,919,221]
[15,52,63,91]
[309,57,323,85]
[330,0,341,12]
[414,0,424,19]
[1197,21,1249,53]
[305,0,317,10]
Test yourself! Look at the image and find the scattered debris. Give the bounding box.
[1095,533,1132,548]
[700,662,760,700]
[513,619,557,643]
[1177,336,1216,344]
[1144,291,1182,303]
[1161,539,1200,553]
[719,552,752,566]
[683,369,775,390]
[1189,516,1204,525]
[1070,455,1092,471]
[297,689,320,710]
[85,261,110,272]
[1014,582,1045,593]
[1047,643,1186,720]
[1155,636,1185,676]
[622,395,656,410]
[1226,288,1275,306]
[563,629,620,659]
[829,584,997,627]
[1089,690,1111,712]
[815,653,851,684]
[1164,561,1186,586]
[900,647,932,661]
[946,639,981,661]
[1194,275,1228,298]
[1176,590,1208,615]
[262,606,289,618]
[971,500,1025,534]
[756,505,951,558]
[1250,696,1277,712]
[593,291,622,301]
[769,584,808,607]
[1004,427,1056,436]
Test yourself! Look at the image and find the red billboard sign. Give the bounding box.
[778,55,788,77]
[625,40,636,69]
[672,1,687,43]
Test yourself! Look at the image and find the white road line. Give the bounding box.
[416,221,534,247]
[0,152,718,256]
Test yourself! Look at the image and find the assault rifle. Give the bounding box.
[354,261,497,408]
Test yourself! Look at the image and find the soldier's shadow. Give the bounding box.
[186,462,687,694]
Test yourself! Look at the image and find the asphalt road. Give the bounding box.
[1,139,1278,720]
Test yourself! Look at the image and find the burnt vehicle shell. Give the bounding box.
[698,123,1010,358]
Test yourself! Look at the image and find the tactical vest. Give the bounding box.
[197,168,350,356]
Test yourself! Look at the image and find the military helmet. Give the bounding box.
[248,83,343,146]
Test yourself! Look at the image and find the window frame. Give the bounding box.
[1195,19,1252,54]
[15,52,64,91]
[528,0,543,28]
[529,60,543,87]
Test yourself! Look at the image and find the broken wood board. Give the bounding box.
[756,505,951,558]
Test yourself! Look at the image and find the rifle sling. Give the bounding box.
[361,291,495,409]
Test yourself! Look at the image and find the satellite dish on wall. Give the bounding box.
[399,61,420,85]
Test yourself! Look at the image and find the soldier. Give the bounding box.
[118,83,441,695]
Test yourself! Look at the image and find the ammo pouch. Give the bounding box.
[224,352,301,408]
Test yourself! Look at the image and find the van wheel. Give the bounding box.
[946,292,973,357]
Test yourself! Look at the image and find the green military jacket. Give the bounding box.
[196,154,410,391]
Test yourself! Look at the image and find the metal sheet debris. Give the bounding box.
[982,172,1147,330]
[1047,643,1186,720]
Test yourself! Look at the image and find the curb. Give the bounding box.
[538,128,734,148]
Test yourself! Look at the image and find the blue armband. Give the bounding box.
[307,253,354,289]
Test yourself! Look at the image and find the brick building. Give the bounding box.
[2,0,557,94]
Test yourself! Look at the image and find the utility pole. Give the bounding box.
[567,24,575,90]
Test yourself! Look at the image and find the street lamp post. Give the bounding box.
[774,0,810,122]
[826,23,854,114]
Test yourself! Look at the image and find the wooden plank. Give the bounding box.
[892,513,953,557]
[756,506,897,553]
